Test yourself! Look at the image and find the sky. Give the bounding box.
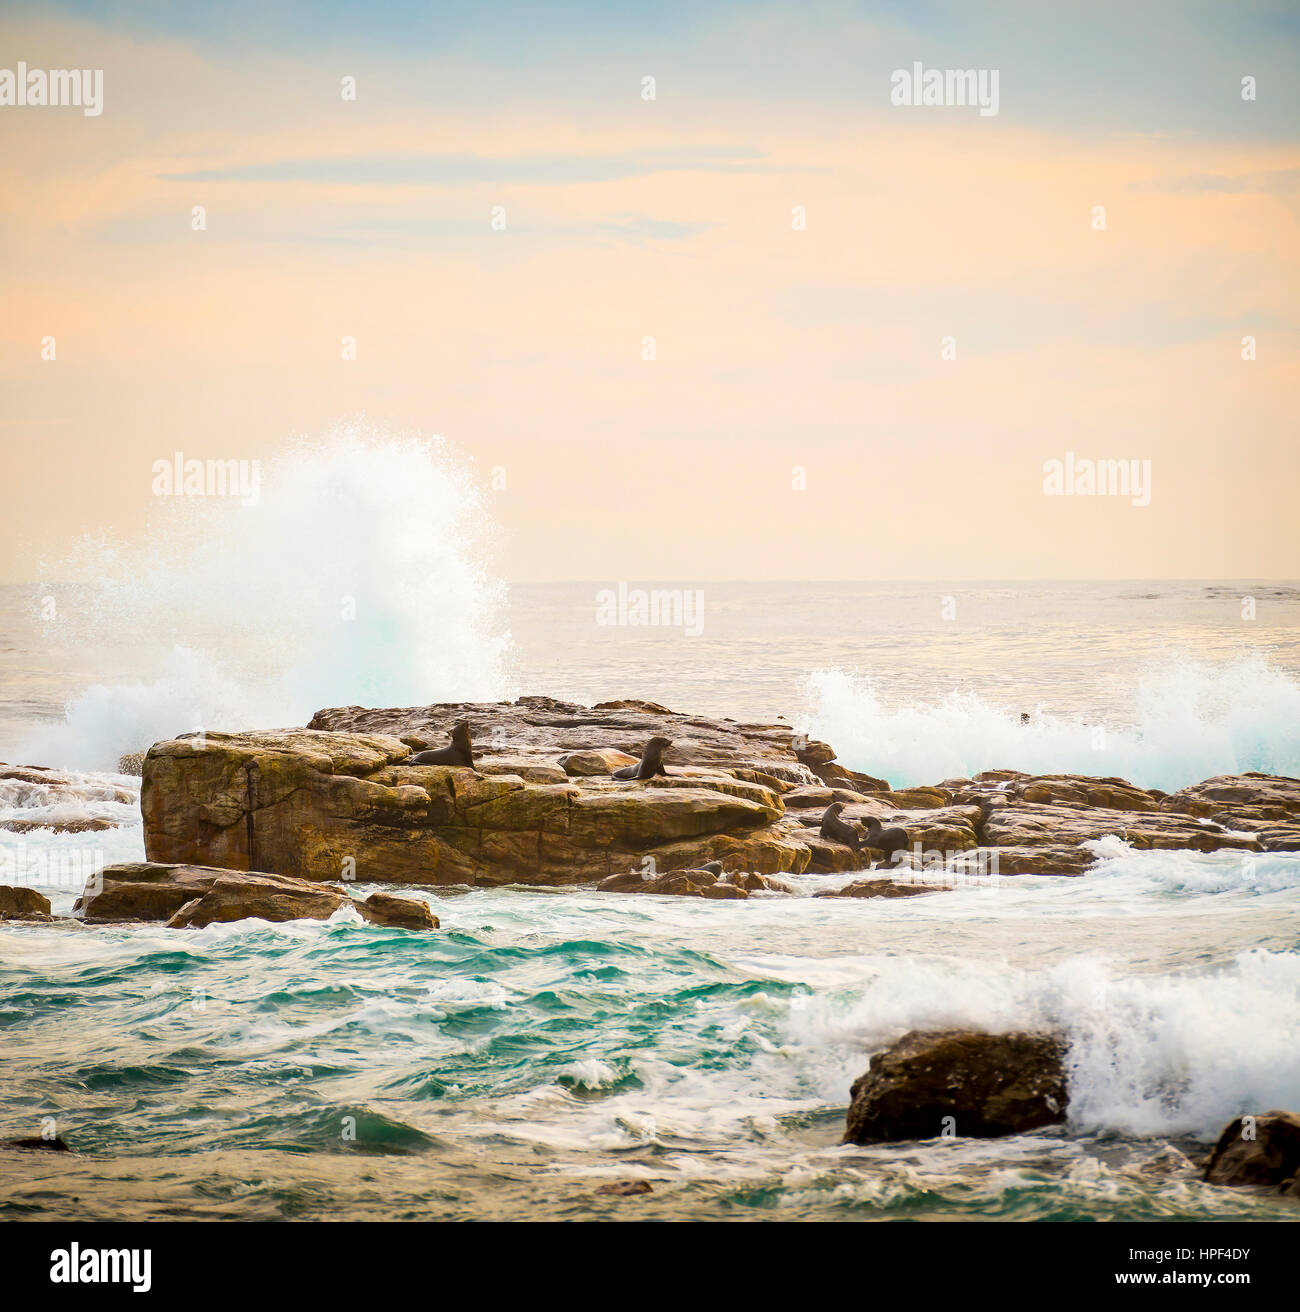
[1,0,1297,582]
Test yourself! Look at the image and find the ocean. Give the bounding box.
[1,435,1298,1221]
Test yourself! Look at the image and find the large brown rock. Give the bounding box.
[1203,1111,1300,1189]
[0,885,53,921]
[75,862,223,922]
[142,724,798,887]
[844,1029,1069,1143]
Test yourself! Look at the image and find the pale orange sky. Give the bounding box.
[1,1,1298,582]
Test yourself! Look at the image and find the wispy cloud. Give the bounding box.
[1132,168,1300,195]
[162,147,811,187]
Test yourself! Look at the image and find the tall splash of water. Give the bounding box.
[25,424,514,770]
[802,656,1300,792]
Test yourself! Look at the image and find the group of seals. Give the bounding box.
[405,723,910,876]
[819,802,909,863]
[402,723,671,782]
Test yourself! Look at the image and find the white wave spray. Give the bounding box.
[22,423,514,770]
[802,657,1300,791]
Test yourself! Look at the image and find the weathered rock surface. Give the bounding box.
[0,885,54,921]
[1163,774,1300,822]
[308,696,819,783]
[75,862,435,930]
[979,800,1260,855]
[75,862,228,922]
[844,1029,1069,1143]
[558,748,639,776]
[1203,1110,1300,1189]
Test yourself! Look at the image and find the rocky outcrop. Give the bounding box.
[75,861,435,930]
[136,698,1297,891]
[0,885,53,921]
[979,800,1259,855]
[1203,1111,1300,1190]
[844,1029,1069,1143]
[141,724,800,886]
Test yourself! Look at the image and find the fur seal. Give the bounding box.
[611,736,672,780]
[861,815,910,860]
[408,720,475,768]
[819,802,865,850]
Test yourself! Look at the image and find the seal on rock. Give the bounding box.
[862,815,910,861]
[408,720,475,768]
[819,802,864,850]
[611,735,672,780]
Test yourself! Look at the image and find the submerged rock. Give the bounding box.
[0,885,54,921]
[596,863,792,898]
[1203,1110,1300,1190]
[814,878,942,899]
[844,1029,1069,1143]
[595,1180,653,1196]
[1,1136,72,1152]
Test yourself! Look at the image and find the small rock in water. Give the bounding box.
[357,891,439,930]
[844,1029,1069,1143]
[815,879,941,900]
[0,885,54,921]
[595,1180,652,1196]
[1203,1110,1300,1190]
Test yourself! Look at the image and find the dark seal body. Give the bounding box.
[409,720,475,768]
[863,816,909,860]
[612,736,672,780]
[819,802,864,850]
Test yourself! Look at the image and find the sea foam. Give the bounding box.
[802,659,1300,791]
[21,424,514,771]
